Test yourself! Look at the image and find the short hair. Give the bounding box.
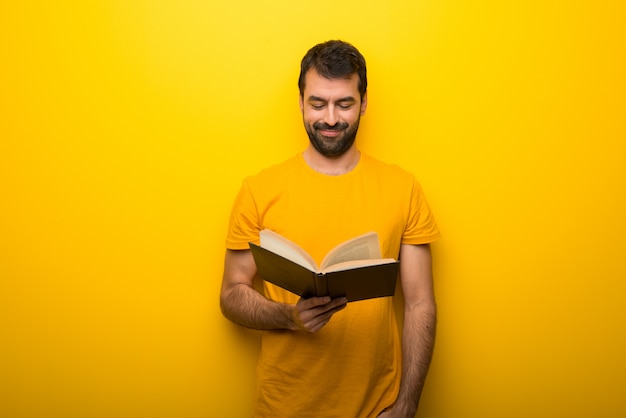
[298,40,367,99]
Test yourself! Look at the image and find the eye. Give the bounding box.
[338,104,353,110]
[310,103,325,110]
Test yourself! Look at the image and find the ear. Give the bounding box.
[299,95,304,113]
[360,92,368,116]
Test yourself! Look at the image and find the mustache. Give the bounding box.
[313,121,349,131]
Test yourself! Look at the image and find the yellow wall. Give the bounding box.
[1,1,625,417]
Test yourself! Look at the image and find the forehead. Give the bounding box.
[303,69,360,100]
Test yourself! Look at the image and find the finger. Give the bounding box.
[297,297,347,323]
[300,301,347,332]
[326,297,348,309]
[297,296,331,310]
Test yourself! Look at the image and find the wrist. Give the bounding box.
[281,302,298,331]
[390,399,416,418]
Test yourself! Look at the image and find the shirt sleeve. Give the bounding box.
[402,176,441,245]
[225,178,261,250]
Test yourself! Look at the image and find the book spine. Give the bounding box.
[314,272,328,297]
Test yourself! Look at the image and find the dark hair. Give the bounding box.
[298,40,367,99]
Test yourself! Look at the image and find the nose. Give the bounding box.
[322,105,339,126]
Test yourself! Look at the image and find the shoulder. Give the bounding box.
[244,154,303,187]
[360,153,416,184]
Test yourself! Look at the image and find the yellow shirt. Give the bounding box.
[226,153,440,417]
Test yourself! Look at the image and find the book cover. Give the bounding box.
[249,231,399,302]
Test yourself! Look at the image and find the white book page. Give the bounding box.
[320,232,383,270]
[259,229,319,272]
[323,258,397,273]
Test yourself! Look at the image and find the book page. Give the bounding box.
[323,258,397,273]
[260,229,319,272]
[320,232,383,270]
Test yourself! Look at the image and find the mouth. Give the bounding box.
[313,122,348,138]
[319,129,342,137]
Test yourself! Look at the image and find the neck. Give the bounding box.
[302,145,361,176]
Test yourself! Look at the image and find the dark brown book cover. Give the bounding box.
[249,243,399,302]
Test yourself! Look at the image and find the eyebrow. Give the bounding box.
[307,95,357,103]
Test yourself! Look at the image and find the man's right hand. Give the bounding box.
[221,249,348,332]
[290,296,347,332]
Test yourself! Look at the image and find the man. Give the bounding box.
[220,40,440,418]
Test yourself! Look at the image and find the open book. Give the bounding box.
[249,229,399,302]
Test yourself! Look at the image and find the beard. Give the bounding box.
[304,117,360,158]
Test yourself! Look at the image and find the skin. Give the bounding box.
[300,70,365,161]
[299,69,366,174]
[220,249,348,332]
[378,244,436,418]
[220,68,437,418]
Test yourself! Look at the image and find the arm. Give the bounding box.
[380,243,437,418]
[219,249,347,332]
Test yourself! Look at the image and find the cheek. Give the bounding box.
[345,111,361,124]
[304,111,321,123]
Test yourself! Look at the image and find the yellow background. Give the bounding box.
[1,1,625,417]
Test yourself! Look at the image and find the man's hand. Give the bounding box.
[290,296,347,332]
[377,406,409,418]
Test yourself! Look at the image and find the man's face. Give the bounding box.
[299,69,367,158]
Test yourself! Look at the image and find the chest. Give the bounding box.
[257,178,410,260]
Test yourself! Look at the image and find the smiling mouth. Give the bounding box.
[319,129,342,137]
[313,121,349,134]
